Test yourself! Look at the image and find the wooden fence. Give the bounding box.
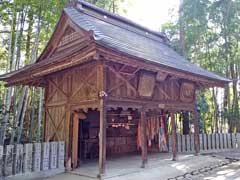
[0,141,65,178]
[168,133,240,153]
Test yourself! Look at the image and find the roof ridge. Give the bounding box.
[74,0,169,42]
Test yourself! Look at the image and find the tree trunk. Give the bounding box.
[17,88,29,143]
[37,88,44,142]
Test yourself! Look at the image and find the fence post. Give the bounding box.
[0,145,3,177]
[227,133,232,149]
[207,134,212,150]
[233,133,236,149]
[223,134,227,149]
[50,142,58,169]
[203,134,207,151]
[177,134,182,152]
[14,144,23,175]
[42,142,50,171]
[58,141,65,169]
[199,134,203,151]
[190,134,194,152]
[186,135,190,152]
[211,133,216,150]
[33,143,41,172]
[182,135,186,152]
[216,133,219,150]
[237,133,240,149]
[220,133,223,150]
[5,145,14,176]
[23,143,33,173]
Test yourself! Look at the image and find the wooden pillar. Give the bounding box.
[193,110,200,155]
[72,111,79,169]
[170,111,177,161]
[99,97,106,177]
[140,109,147,168]
[97,58,107,178]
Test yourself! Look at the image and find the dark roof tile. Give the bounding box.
[64,4,230,82]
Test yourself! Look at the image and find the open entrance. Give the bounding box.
[70,108,100,169]
[70,107,170,177]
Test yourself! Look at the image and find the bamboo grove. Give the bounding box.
[162,0,240,134]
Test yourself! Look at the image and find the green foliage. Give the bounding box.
[86,0,130,14]
[162,0,240,133]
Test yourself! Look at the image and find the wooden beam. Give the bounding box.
[140,109,147,168]
[170,111,177,161]
[96,46,227,87]
[107,65,138,95]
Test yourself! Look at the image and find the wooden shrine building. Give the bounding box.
[0,0,230,177]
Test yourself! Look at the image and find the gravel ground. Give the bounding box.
[44,151,240,180]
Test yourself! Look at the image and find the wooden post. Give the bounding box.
[99,96,106,177]
[72,112,79,169]
[140,109,147,168]
[170,112,177,161]
[193,110,200,155]
[97,59,107,178]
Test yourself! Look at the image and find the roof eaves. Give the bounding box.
[95,41,231,84]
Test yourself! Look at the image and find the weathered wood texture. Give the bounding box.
[44,61,100,160]
[170,113,177,160]
[106,61,195,109]
[140,110,147,167]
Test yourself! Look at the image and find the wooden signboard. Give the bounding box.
[33,143,41,172]
[5,145,14,176]
[50,142,58,169]
[42,142,50,171]
[23,144,33,173]
[138,72,155,97]
[15,144,24,174]
[180,82,195,103]
[58,141,65,169]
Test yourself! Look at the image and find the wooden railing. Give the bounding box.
[0,141,65,178]
[168,133,240,153]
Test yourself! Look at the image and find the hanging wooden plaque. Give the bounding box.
[138,71,156,97]
[180,82,195,103]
